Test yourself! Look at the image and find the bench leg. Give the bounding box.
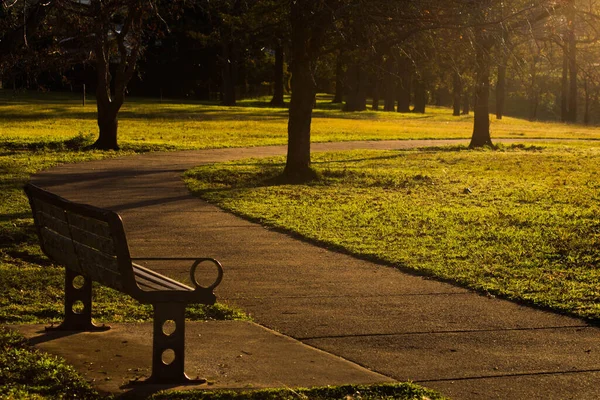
[46,269,109,332]
[144,302,205,385]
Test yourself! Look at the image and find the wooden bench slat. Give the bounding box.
[33,199,67,222]
[39,227,81,272]
[133,263,192,292]
[66,212,112,239]
[72,243,124,291]
[37,211,71,237]
[69,225,116,256]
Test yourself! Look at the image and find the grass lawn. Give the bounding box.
[185,142,600,322]
[4,91,600,152]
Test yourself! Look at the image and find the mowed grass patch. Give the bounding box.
[186,142,600,321]
[4,91,600,150]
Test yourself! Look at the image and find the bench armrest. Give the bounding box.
[131,257,224,290]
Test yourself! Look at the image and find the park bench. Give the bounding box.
[24,183,223,385]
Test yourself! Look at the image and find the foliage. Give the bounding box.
[186,143,600,321]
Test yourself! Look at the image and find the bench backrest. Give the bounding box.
[25,184,136,293]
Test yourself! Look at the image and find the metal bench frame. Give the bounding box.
[25,183,223,385]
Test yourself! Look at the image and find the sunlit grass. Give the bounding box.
[3,91,600,151]
[185,142,600,321]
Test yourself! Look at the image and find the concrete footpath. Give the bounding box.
[25,140,600,399]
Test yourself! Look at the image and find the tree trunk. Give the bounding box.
[283,2,322,181]
[397,59,411,113]
[469,33,493,148]
[462,92,470,115]
[567,9,577,123]
[270,43,285,107]
[344,62,368,111]
[496,63,506,119]
[453,71,462,116]
[95,110,119,149]
[528,59,538,121]
[584,77,590,125]
[332,52,344,103]
[383,56,396,111]
[221,41,237,106]
[561,46,569,122]
[372,70,381,111]
[413,77,426,113]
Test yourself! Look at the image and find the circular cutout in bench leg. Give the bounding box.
[162,320,176,336]
[72,300,85,315]
[72,275,85,289]
[161,349,175,365]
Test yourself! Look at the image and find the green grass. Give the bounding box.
[4,91,600,153]
[151,384,446,400]
[185,142,600,321]
[0,327,104,399]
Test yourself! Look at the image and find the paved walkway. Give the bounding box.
[31,140,600,399]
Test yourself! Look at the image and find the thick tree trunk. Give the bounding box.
[397,60,411,113]
[383,56,396,111]
[469,34,493,148]
[221,41,237,106]
[453,71,462,116]
[496,63,506,119]
[344,62,368,111]
[332,52,344,103]
[270,43,285,107]
[94,111,119,149]
[283,2,322,181]
[413,77,426,113]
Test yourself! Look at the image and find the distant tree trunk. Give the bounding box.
[332,51,344,103]
[528,58,539,121]
[270,43,285,107]
[383,56,396,111]
[562,0,577,123]
[283,2,325,181]
[469,31,493,148]
[221,41,237,106]
[344,62,368,111]
[372,84,380,111]
[496,63,506,119]
[453,71,462,116]
[462,92,470,115]
[397,59,411,113]
[372,66,381,111]
[561,47,569,122]
[413,77,426,113]
[584,77,590,125]
[567,9,577,123]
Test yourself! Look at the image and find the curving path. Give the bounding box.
[32,140,600,400]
